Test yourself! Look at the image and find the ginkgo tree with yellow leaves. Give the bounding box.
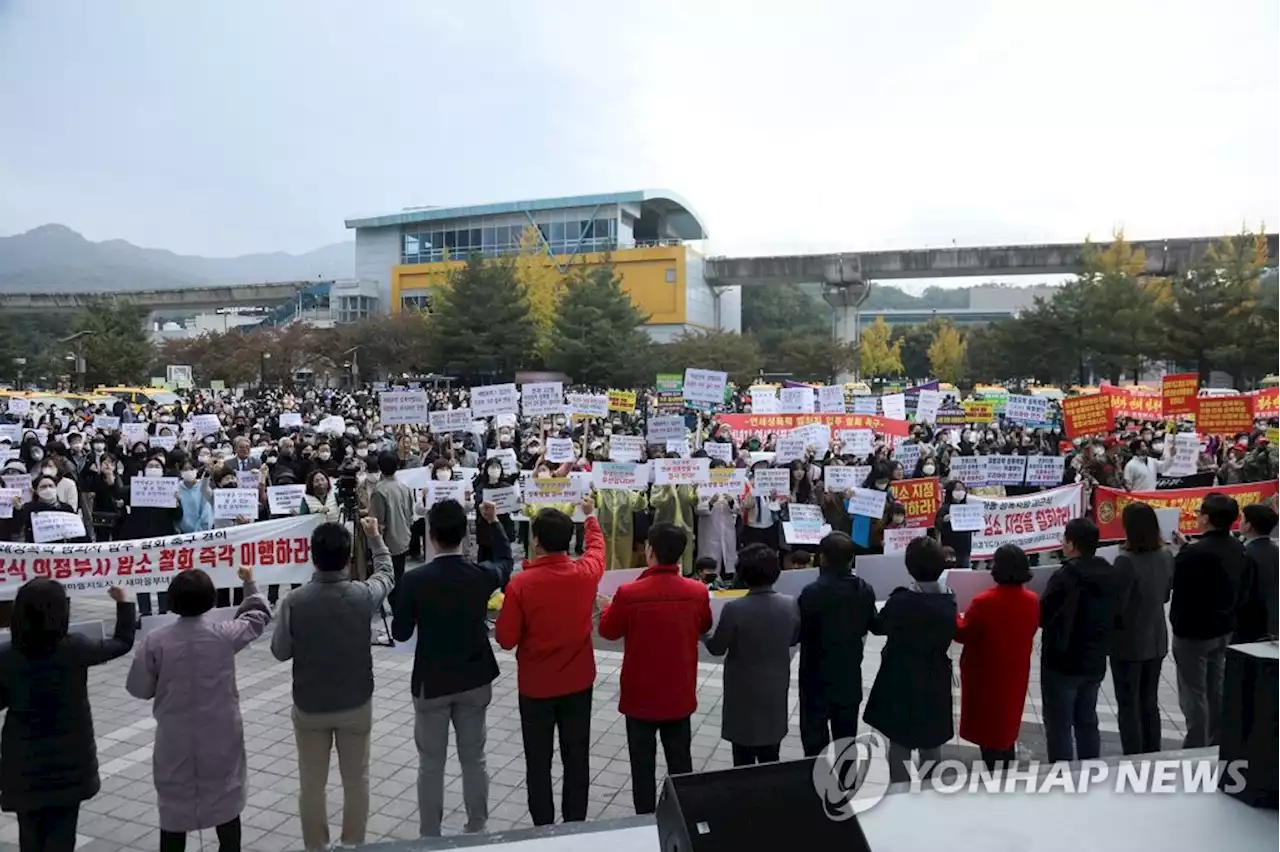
[926,321,967,385]
[857,316,904,378]
[513,225,570,360]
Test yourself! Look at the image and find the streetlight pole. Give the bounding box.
[261,351,272,390]
[341,346,362,389]
[58,331,95,392]
[13,357,25,389]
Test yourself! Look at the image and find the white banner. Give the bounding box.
[608,435,645,463]
[969,484,1084,558]
[429,408,473,435]
[130,476,179,509]
[567,393,609,419]
[1024,455,1063,487]
[652,458,711,486]
[779,387,814,414]
[749,387,779,414]
[593,463,647,491]
[472,384,520,418]
[817,385,845,414]
[267,484,306,515]
[0,516,321,600]
[380,391,430,426]
[214,488,260,521]
[521,382,564,417]
[682,369,727,405]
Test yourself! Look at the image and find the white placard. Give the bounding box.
[779,387,814,414]
[683,369,728,406]
[317,415,346,435]
[782,521,831,546]
[151,434,177,451]
[6,397,29,415]
[214,488,259,520]
[472,384,519,418]
[609,435,645,463]
[523,476,586,504]
[1156,507,1181,541]
[665,439,691,458]
[1005,394,1050,425]
[4,473,32,502]
[0,425,21,443]
[838,429,873,457]
[775,432,809,464]
[915,390,942,425]
[984,455,1028,486]
[0,488,20,519]
[788,504,823,526]
[883,527,923,554]
[522,382,564,417]
[429,408,473,435]
[1024,455,1063,487]
[823,466,862,492]
[647,416,686,443]
[488,447,518,475]
[191,414,222,437]
[267,484,306,515]
[948,502,985,532]
[704,442,733,463]
[545,437,575,464]
[31,512,86,543]
[1167,433,1200,478]
[279,412,303,429]
[652,458,711,486]
[130,476,179,508]
[593,463,647,491]
[751,468,791,499]
[235,470,260,490]
[893,442,921,472]
[853,396,878,415]
[427,480,466,507]
[817,385,845,414]
[567,394,609,419]
[750,387,779,414]
[880,393,906,421]
[700,469,748,499]
[120,424,149,446]
[948,455,987,487]
[380,391,429,426]
[94,415,121,432]
[848,487,888,519]
[485,485,522,514]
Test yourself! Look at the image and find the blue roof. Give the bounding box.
[344,189,707,239]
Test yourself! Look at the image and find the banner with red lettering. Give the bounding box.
[716,413,911,439]
[1195,395,1255,435]
[1062,394,1112,439]
[1104,385,1163,421]
[1249,387,1278,420]
[0,516,321,600]
[969,484,1085,558]
[888,477,942,528]
[1093,481,1278,540]
[1161,373,1199,417]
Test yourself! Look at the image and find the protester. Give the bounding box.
[270,517,395,851]
[596,482,647,571]
[370,451,415,606]
[797,531,878,756]
[16,475,88,544]
[1237,504,1279,641]
[934,479,974,570]
[955,543,1039,768]
[391,500,511,838]
[301,468,339,519]
[495,497,603,827]
[174,456,213,533]
[649,479,698,575]
[1169,492,1248,748]
[0,581,134,852]
[703,543,800,767]
[1108,502,1174,755]
[598,523,712,814]
[126,566,271,852]
[864,536,956,783]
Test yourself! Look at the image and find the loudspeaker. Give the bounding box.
[1219,642,1278,809]
[655,758,873,852]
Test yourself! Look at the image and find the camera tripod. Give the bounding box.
[339,502,395,648]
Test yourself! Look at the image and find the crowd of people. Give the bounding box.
[0,381,1276,852]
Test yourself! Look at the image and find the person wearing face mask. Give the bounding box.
[934,480,975,570]
[174,458,213,535]
[850,463,894,555]
[1122,438,1171,493]
[38,454,80,514]
[21,440,46,476]
[473,458,517,563]
[370,452,416,608]
[312,442,340,478]
[65,433,90,475]
[123,458,182,619]
[17,475,89,544]
[86,453,127,541]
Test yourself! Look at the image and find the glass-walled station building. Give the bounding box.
[344,189,741,341]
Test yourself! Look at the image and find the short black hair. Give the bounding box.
[736,543,780,588]
[819,532,855,574]
[169,569,216,617]
[696,556,719,576]
[1063,517,1100,556]
[11,577,69,654]
[428,499,468,550]
[1121,502,1163,553]
[905,537,946,582]
[990,544,1032,585]
[647,522,688,565]
[311,521,352,572]
[377,451,400,477]
[1243,503,1279,537]
[532,508,574,554]
[1200,492,1240,531]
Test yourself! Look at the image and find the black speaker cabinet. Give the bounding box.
[655,758,873,852]
[1220,642,1278,809]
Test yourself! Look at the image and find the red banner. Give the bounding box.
[1195,395,1255,435]
[1062,393,1113,439]
[888,477,942,528]
[1249,387,1279,420]
[1093,481,1279,540]
[1104,386,1163,422]
[1161,373,1199,417]
[715,413,911,438]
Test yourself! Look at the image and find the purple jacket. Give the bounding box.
[126,582,272,832]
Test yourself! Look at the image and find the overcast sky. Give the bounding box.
[1,0,1276,262]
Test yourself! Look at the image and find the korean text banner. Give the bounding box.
[969,484,1084,558]
[887,477,941,529]
[1195,395,1254,435]
[716,413,910,439]
[1251,387,1279,420]
[1161,373,1199,417]
[1104,386,1163,421]
[0,516,322,601]
[1092,481,1278,540]
[1062,394,1112,439]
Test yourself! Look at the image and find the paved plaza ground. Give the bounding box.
[0,575,1190,852]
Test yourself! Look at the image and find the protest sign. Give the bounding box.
[608,435,645,463]
[774,432,809,464]
[278,412,302,429]
[817,385,845,414]
[915,390,942,425]
[883,527,923,554]
[683,369,727,406]
[665,438,691,458]
[317,415,345,435]
[1105,386,1163,421]
[120,424,149,447]
[647,416,686,443]
[780,387,814,414]
[31,512,87,543]
[985,455,1028,486]
[485,485,522,515]
[717,413,910,440]
[1155,508,1182,542]
[700,468,748,499]
[837,429,873,456]
[0,425,21,443]
[1093,480,1278,540]
[1166,432,1200,478]
[151,434,177,451]
[545,437,575,464]
[607,390,636,413]
[947,454,987,488]
[1005,394,1051,425]
[5,397,29,415]
[893,441,921,472]
[0,488,20,519]
[948,502,985,532]
[934,406,967,427]
[968,484,1084,557]
[888,477,942,528]
[653,458,711,486]
[523,476,585,504]
[94,416,121,432]
[1062,394,1112,439]
[2,474,31,502]
[235,470,260,490]
[380,391,429,426]
[1161,373,1199,417]
[783,504,827,545]
[750,468,791,499]
[1024,455,1064,487]
[961,401,995,424]
[214,489,260,521]
[522,382,565,417]
[1252,386,1279,420]
[848,487,888,519]
[568,394,609,419]
[593,463,647,491]
[429,408,473,434]
[704,441,733,463]
[823,465,861,492]
[267,484,306,515]
[472,384,519,418]
[166,365,193,387]
[191,414,222,437]
[130,476,179,509]
[852,397,878,415]
[1195,395,1254,435]
[749,387,779,414]
[427,480,466,507]
[880,393,906,421]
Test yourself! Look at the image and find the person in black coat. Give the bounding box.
[1040,517,1127,762]
[798,531,878,756]
[1237,504,1279,642]
[121,459,181,618]
[864,536,956,783]
[16,477,89,544]
[472,457,518,563]
[0,578,136,852]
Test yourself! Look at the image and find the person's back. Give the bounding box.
[1111,547,1174,662]
[1240,508,1278,640]
[1171,526,1248,641]
[370,452,414,559]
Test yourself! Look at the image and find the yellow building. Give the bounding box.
[343,190,738,341]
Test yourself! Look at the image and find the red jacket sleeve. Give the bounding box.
[697,588,713,635]
[494,579,524,650]
[955,593,983,644]
[598,585,628,641]
[579,515,606,582]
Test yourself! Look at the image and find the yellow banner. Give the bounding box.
[607,390,636,413]
[962,400,995,422]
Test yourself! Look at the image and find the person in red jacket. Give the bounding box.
[598,523,712,815]
[495,497,604,827]
[954,543,1040,769]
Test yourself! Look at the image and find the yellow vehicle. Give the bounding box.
[842,382,873,396]
[96,385,184,409]
[1029,385,1065,401]
[1261,375,1279,389]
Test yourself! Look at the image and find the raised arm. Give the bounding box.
[578,497,605,582]
[214,572,272,651]
[125,635,158,700]
[71,591,136,666]
[359,516,395,612]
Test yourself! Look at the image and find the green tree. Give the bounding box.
[741,283,830,336]
[890,319,950,380]
[546,263,651,387]
[926,321,966,385]
[857,317,903,378]
[73,299,154,387]
[426,254,538,381]
[340,313,435,378]
[654,331,762,387]
[764,333,857,382]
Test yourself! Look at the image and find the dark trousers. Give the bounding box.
[625,716,693,815]
[979,747,1017,769]
[410,518,425,559]
[799,693,860,757]
[1040,667,1102,762]
[1111,657,1165,755]
[519,688,592,826]
[159,817,241,851]
[389,551,408,608]
[731,742,781,767]
[17,804,79,852]
[137,591,168,618]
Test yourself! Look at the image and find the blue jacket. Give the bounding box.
[175,482,213,533]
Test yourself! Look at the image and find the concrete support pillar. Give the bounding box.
[820,255,870,384]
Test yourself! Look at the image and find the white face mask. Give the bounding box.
[952,488,967,501]
[37,487,57,503]
[922,464,936,475]
[41,466,56,478]
[435,469,453,481]
[356,448,368,458]
[145,466,163,478]
[181,469,198,483]
[487,466,502,481]
[356,472,368,484]
[318,451,331,461]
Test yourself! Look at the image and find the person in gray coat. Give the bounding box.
[1108,502,1174,755]
[703,543,800,766]
[370,451,415,603]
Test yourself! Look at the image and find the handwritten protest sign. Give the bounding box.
[893,441,921,472]
[1167,432,1201,477]
[608,435,645,463]
[704,441,733,463]
[700,468,747,499]
[607,390,636,413]
[471,384,519,418]
[783,504,827,545]
[191,414,221,437]
[380,391,429,426]
[317,416,345,435]
[567,394,609,419]
[522,383,565,417]
[817,385,845,414]
[948,454,987,487]
[94,415,121,432]
[647,416,686,443]
[665,439,691,458]
[837,429,873,456]
[852,396,878,415]
[267,484,306,515]
[31,512,86,543]
[683,369,728,406]
[427,480,466,507]
[0,488,20,519]
[151,434,177,451]
[823,466,861,492]
[130,476,179,509]
[5,397,29,415]
[545,438,575,464]
[214,489,260,521]
[848,487,888,519]
[121,424,149,447]
[593,463,646,491]
[774,432,809,464]
[750,387,779,414]
[653,458,711,486]
[915,390,942,425]
[751,468,790,499]
[883,527,923,554]
[235,470,260,490]
[485,485,522,514]
[948,502,985,532]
